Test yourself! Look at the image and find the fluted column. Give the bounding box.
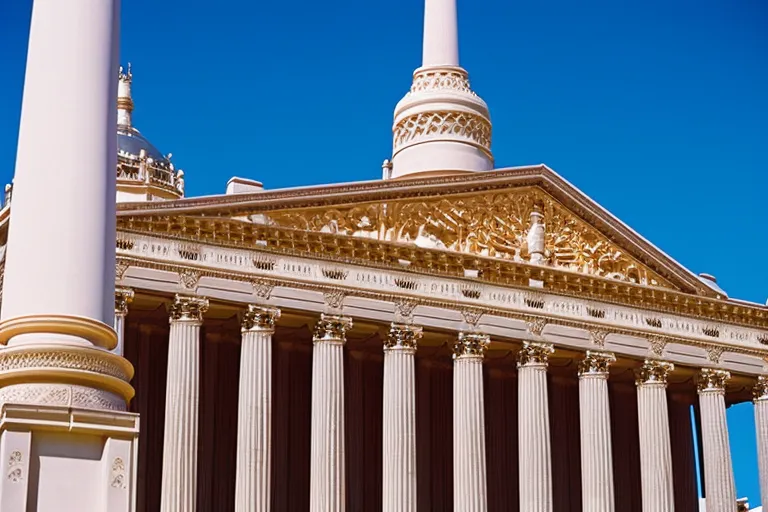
[697,368,737,512]
[578,350,616,512]
[636,360,676,512]
[517,341,554,511]
[113,287,134,357]
[310,314,352,512]
[755,377,768,509]
[382,323,421,512]
[160,295,208,512]
[453,332,490,512]
[234,305,280,512]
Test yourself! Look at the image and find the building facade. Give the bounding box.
[0,0,766,511]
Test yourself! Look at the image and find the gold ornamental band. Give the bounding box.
[0,368,135,403]
[0,314,118,350]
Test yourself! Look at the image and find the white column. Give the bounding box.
[517,341,554,512]
[382,323,421,512]
[310,314,352,512]
[453,331,490,512]
[578,350,616,512]
[234,305,280,512]
[113,287,134,357]
[755,377,768,509]
[160,295,208,512]
[422,0,459,67]
[697,368,737,512]
[636,359,676,512]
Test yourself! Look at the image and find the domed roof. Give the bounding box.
[117,125,170,167]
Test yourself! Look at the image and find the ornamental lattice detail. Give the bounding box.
[313,314,352,344]
[241,305,280,332]
[393,111,491,152]
[697,368,731,393]
[578,351,616,376]
[636,359,674,386]
[517,341,554,368]
[0,349,129,380]
[384,323,422,353]
[409,69,475,96]
[453,332,490,359]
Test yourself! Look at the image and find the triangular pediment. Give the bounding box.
[116,165,711,295]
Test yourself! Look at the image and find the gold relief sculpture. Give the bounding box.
[517,341,554,368]
[168,295,209,323]
[697,368,731,393]
[114,287,134,316]
[241,305,280,332]
[753,376,768,402]
[578,350,616,376]
[313,314,352,344]
[453,332,490,359]
[384,323,422,353]
[636,359,674,386]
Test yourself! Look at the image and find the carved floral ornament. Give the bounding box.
[636,359,675,386]
[517,341,554,368]
[114,287,134,316]
[241,305,280,333]
[578,350,616,377]
[313,314,352,344]
[697,368,731,394]
[168,295,209,323]
[453,332,490,359]
[384,323,422,353]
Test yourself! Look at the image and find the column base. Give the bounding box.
[0,403,139,512]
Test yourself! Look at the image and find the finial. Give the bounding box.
[382,159,393,180]
[118,63,132,82]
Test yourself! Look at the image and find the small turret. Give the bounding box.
[117,63,133,127]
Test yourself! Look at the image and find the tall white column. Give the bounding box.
[453,332,490,512]
[235,305,280,512]
[113,287,134,357]
[382,323,421,512]
[755,377,768,509]
[423,0,459,67]
[578,350,616,512]
[160,295,208,512]
[517,341,555,512]
[636,359,676,512]
[310,314,352,512]
[697,368,737,512]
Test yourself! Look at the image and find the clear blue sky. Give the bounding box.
[1,0,766,504]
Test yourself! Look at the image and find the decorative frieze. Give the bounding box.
[697,368,731,394]
[578,351,616,377]
[114,287,134,316]
[313,314,352,344]
[384,323,422,354]
[168,295,209,323]
[517,341,554,368]
[636,360,674,386]
[453,332,490,360]
[241,305,280,333]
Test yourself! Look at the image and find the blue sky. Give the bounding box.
[1,0,766,504]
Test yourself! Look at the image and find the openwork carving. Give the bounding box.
[753,376,768,402]
[384,323,422,353]
[0,383,126,411]
[410,68,475,95]
[168,295,208,323]
[636,359,674,386]
[7,450,22,483]
[110,458,126,489]
[589,329,608,347]
[0,348,130,381]
[264,187,672,288]
[648,336,668,357]
[313,314,352,344]
[178,269,200,290]
[706,346,725,364]
[526,317,547,336]
[241,305,280,332]
[453,332,490,359]
[393,111,491,152]
[517,341,554,368]
[578,351,616,377]
[697,368,731,394]
[114,287,134,316]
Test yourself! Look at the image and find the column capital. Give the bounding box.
[384,323,422,354]
[313,314,352,345]
[517,341,554,368]
[453,332,489,360]
[578,350,616,377]
[114,287,134,317]
[753,376,768,402]
[636,359,675,387]
[168,295,209,324]
[241,305,280,333]
[697,368,731,394]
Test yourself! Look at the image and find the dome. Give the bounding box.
[117,125,171,168]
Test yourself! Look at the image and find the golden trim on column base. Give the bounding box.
[578,350,616,377]
[753,375,768,402]
[635,359,674,386]
[241,305,281,333]
[313,314,352,345]
[517,341,554,368]
[0,314,117,349]
[384,323,422,353]
[696,368,731,394]
[453,332,490,360]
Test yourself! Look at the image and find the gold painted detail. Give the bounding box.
[241,305,280,333]
[636,359,674,386]
[648,336,668,357]
[393,111,491,152]
[115,287,134,316]
[168,295,208,323]
[578,350,616,377]
[753,376,768,402]
[0,314,117,350]
[526,317,547,336]
[384,323,422,353]
[517,341,554,368]
[0,345,132,381]
[313,314,352,344]
[697,368,731,393]
[589,329,608,347]
[453,332,490,360]
[410,68,475,95]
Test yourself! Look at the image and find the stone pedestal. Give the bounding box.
[453,332,490,512]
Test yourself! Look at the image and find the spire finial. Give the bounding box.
[117,63,134,127]
[118,62,132,83]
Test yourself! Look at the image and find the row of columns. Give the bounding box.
[114,292,768,512]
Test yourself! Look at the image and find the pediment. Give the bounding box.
[116,165,710,295]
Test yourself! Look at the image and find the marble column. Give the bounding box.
[578,350,616,512]
[636,359,675,512]
[755,377,768,509]
[310,314,352,512]
[697,368,736,512]
[382,323,421,512]
[453,332,490,512]
[234,305,280,512]
[517,341,555,512]
[113,287,134,357]
[160,295,208,512]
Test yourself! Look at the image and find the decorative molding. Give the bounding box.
[178,269,200,290]
[241,305,280,333]
[394,298,418,324]
[114,287,134,316]
[526,317,547,337]
[251,278,274,301]
[517,341,554,368]
[110,458,126,489]
[578,351,616,377]
[453,332,490,360]
[393,110,491,153]
[7,450,23,483]
[589,329,608,347]
[461,308,484,328]
[0,346,131,381]
[635,359,674,386]
[697,368,731,394]
[753,376,768,402]
[313,314,352,345]
[648,335,668,357]
[0,383,126,411]
[168,295,208,323]
[115,260,130,280]
[706,345,725,365]
[323,290,346,312]
[409,67,475,95]
[384,323,422,354]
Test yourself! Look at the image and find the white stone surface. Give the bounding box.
[637,369,675,512]
[422,0,459,67]
[698,375,737,512]
[757,394,768,509]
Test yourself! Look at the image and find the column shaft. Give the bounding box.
[453,332,489,512]
[113,287,133,357]
[697,369,736,512]
[755,377,768,508]
[310,315,351,512]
